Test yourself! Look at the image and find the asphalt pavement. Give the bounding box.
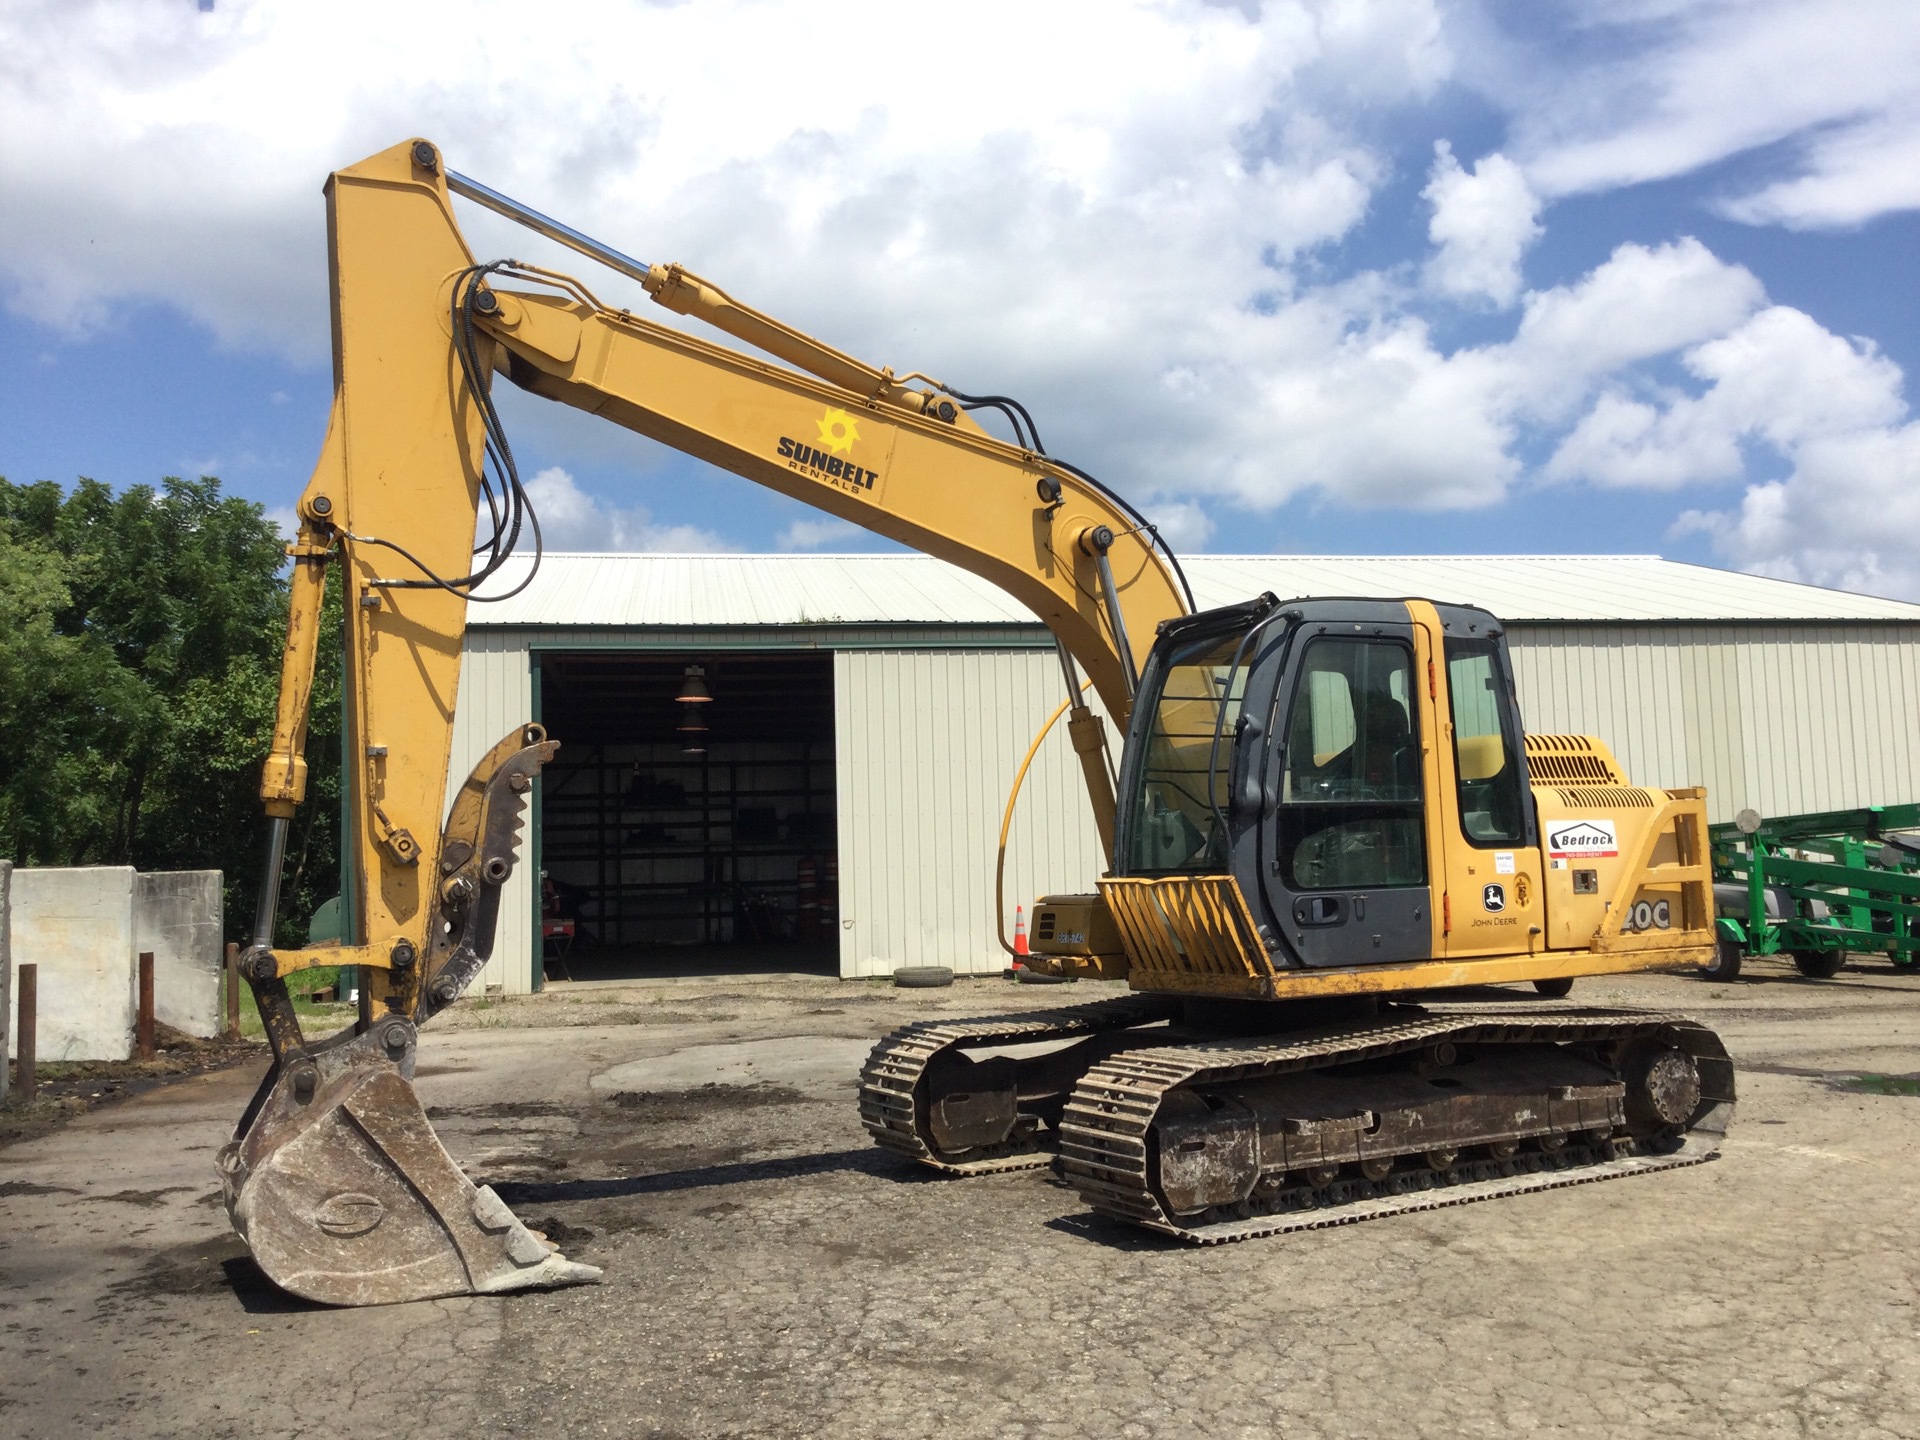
[2,962,1916,1439]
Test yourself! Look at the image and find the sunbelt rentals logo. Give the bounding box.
[778,407,880,494]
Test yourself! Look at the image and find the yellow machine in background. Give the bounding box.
[227,140,1731,1305]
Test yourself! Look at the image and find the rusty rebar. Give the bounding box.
[16,963,35,1101]
[225,941,241,1041]
[136,951,156,1060]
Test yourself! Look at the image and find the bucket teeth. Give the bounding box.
[223,1025,600,1306]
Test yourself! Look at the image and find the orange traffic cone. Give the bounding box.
[1013,905,1029,965]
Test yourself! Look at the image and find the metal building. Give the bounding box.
[450,553,1920,994]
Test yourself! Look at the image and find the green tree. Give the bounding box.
[0,476,340,945]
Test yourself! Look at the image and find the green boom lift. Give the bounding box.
[1707,803,1920,981]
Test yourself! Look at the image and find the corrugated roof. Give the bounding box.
[471,553,1033,626]
[1185,555,1920,622]
[468,553,1920,627]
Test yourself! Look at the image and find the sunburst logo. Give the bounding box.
[775,410,880,492]
[816,408,860,455]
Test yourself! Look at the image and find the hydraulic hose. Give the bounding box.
[994,679,1095,958]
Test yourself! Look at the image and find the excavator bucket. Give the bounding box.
[220,1018,600,1307]
[225,724,594,1304]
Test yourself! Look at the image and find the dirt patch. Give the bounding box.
[605,1083,811,1117]
[580,1008,709,1027]
[425,1100,576,1120]
[1841,1072,1920,1096]
[0,1179,80,1198]
[1742,1061,1920,1096]
[92,1187,194,1209]
[531,1214,599,1249]
[100,1232,251,1305]
[605,1009,738,1026]
[577,1203,667,1237]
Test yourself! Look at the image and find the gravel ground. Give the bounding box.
[2,958,1917,1439]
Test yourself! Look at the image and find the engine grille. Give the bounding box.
[1525,733,1626,785]
[1553,786,1657,808]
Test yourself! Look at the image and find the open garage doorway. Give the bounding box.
[535,650,837,980]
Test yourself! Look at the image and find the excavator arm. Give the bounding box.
[224,138,1187,1304]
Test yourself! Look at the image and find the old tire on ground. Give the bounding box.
[1792,950,1846,979]
[1702,938,1742,982]
[1532,977,1575,998]
[893,965,954,988]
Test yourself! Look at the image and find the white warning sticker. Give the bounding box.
[1546,818,1619,859]
[1494,851,1516,875]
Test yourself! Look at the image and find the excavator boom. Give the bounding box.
[227,139,1185,1304]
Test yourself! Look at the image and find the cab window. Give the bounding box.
[1124,632,1249,873]
[1277,639,1425,890]
[1445,637,1528,846]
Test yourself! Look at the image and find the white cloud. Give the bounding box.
[1505,290,1920,597]
[0,0,1453,526]
[1,0,1916,597]
[0,0,1437,353]
[1721,114,1920,230]
[1549,307,1908,489]
[519,466,728,552]
[1676,423,1920,599]
[1138,498,1215,553]
[1488,1,1920,228]
[1596,307,1920,598]
[1189,238,1766,512]
[1503,239,1764,409]
[776,518,860,551]
[1421,142,1540,307]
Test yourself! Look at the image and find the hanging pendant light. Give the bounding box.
[678,705,708,754]
[676,662,711,752]
[676,664,712,704]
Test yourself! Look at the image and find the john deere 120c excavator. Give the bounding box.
[225,140,1733,1305]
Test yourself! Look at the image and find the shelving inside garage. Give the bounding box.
[536,651,837,952]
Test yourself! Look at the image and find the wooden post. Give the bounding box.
[0,858,11,1103]
[136,951,156,1060]
[225,941,241,1041]
[16,963,35,1102]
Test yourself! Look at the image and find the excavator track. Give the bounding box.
[1058,1005,1734,1244]
[858,993,1182,1173]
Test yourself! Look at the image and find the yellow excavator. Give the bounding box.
[224,139,1733,1305]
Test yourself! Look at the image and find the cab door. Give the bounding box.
[1259,622,1433,967]
[1421,605,1545,959]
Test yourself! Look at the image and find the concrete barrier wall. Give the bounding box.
[9,867,136,1062]
[135,870,222,1038]
[5,867,226,1061]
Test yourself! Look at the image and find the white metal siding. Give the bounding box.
[1507,624,1920,822]
[443,631,538,995]
[448,617,1920,989]
[835,649,1109,977]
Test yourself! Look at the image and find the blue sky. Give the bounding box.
[4,1,1919,596]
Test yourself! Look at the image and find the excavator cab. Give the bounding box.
[1104,594,1530,979]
